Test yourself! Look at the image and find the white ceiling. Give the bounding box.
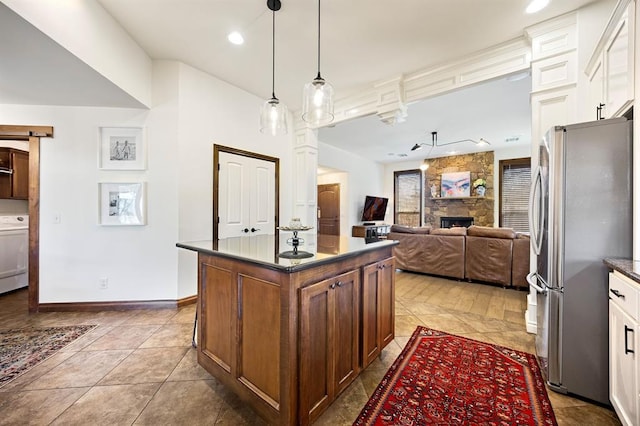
[1,0,604,159]
[318,74,532,163]
[0,2,144,108]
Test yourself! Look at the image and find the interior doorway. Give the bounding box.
[0,125,53,313]
[317,183,340,235]
[213,145,279,240]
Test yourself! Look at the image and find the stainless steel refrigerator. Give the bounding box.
[527,117,633,405]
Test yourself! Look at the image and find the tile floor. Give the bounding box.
[0,271,621,425]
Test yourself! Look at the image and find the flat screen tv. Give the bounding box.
[361,196,389,222]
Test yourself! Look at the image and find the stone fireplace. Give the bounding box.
[424,151,494,228]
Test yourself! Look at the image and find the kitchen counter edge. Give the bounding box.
[603,258,640,285]
[177,239,399,273]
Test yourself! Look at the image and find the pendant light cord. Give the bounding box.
[271,9,276,99]
[317,0,321,78]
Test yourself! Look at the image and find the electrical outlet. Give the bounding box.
[99,278,108,289]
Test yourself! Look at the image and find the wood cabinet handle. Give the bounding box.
[610,288,625,299]
[329,281,343,290]
[596,103,605,120]
[625,325,634,355]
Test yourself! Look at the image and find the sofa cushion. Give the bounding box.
[465,235,513,286]
[390,224,432,234]
[467,225,516,239]
[512,236,531,289]
[431,227,467,236]
[389,232,465,279]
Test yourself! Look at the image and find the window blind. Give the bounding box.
[501,163,530,233]
[394,170,422,227]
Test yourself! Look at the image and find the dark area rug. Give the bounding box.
[354,326,557,425]
[0,325,96,388]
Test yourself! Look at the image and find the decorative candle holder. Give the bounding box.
[278,224,313,259]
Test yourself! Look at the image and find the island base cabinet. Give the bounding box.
[362,257,395,368]
[299,269,360,425]
[198,257,283,424]
[609,272,639,426]
[179,240,397,425]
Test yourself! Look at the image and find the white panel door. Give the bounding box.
[218,152,275,239]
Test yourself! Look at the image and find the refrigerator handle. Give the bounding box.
[526,271,547,294]
[528,167,544,255]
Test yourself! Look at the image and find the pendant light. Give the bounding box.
[260,0,288,135]
[302,0,334,126]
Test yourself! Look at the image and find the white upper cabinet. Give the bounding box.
[586,0,635,120]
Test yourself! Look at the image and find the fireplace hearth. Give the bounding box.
[440,216,474,228]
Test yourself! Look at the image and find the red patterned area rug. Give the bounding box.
[0,325,96,388]
[354,326,557,425]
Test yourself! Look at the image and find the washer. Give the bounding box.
[0,215,28,294]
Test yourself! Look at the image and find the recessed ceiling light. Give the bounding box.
[227,31,244,45]
[526,0,550,14]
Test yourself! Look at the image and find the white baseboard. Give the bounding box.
[525,291,537,334]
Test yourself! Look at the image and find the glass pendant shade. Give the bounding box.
[302,0,334,126]
[261,0,287,136]
[260,96,288,135]
[302,75,334,126]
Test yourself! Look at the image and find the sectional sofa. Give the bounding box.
[387,224,530,289]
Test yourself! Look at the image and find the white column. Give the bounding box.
[525,13,578,333]
[293,126,318,237]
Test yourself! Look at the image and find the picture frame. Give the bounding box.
[441,171,471,198]
[98,127,146,170]
[99,182,146,226]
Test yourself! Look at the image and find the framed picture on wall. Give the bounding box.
[441,171,471,198]
[98,127,146,170]
[99,182,146,226]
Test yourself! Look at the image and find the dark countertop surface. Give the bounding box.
[603,258,640,285]
[177,233,398,272]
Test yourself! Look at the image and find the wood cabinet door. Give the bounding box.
[332,271,360,396]
[609,300,638,426]
[11,150,29,199]
[362,262,381,367]
[603,2,634,118]
[378,257,395,349]
[300,269,360,425]
[362,257,395,368]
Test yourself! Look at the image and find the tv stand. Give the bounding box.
[352,224,391,239]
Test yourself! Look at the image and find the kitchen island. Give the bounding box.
[177,234,398,425]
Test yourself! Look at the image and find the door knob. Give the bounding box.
[251,228,260,233]
[242,228,249,233]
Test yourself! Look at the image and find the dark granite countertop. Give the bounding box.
[177,234,398,272]
[603,258,640,285]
